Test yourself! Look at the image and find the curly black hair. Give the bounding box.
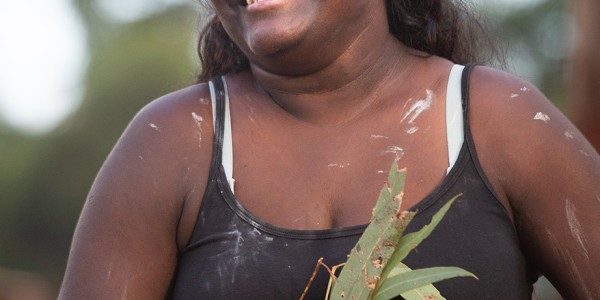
[196,0,496,82]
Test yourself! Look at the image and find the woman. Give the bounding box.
[60,0,600,299]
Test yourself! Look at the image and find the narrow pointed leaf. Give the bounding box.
[380,195,461,281]
[373,267,477,300]
[331,165,412,300]
[384,263,445,300]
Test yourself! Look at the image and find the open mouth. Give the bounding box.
[243,0,263,6]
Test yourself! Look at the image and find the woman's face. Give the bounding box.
[210,0,385,73]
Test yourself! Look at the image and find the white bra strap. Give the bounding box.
[446,64,465,175]
[209,77,235,193]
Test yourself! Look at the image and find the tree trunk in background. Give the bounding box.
[569,0,600,151]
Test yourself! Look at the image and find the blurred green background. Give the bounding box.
[0,0,576,298]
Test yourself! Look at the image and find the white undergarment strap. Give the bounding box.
[209,78,235,193]
[446,64,465,174]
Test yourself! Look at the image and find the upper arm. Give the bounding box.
[469,66,600,299]
[59,84,214,299]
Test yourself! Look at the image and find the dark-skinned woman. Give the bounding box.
[60,0,600,299]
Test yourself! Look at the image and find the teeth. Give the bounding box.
[246,0,261,5]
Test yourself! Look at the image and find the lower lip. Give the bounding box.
[245,0,284,12]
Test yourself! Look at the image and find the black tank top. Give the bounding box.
[170,66,535,299]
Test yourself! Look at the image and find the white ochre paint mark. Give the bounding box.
[545,227,594,298]
[545,228,561,258]
[533,112,551,123]
[148,123,160,131]
[192,112,204,147]
[138,155,144,160]
[406,127,419,135]
[520,86,530,92]
[377,170,385,174]
[565,130,576,140]
[401,90,434,124]
[328,163,351,169]
[199,98,209,105]
[370,134,390,139]
[382,146,405,161]
[580,150,591,158]
[510,93,519,99]
[192,112,204,124]
[566,199,590,260]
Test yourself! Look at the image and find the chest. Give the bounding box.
[174,160,532,299]
[229,115,449,230]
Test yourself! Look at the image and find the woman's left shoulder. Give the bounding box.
[466,65,586,154]
[466,65,600,298]
[465,64,600,215]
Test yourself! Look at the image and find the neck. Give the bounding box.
[249,34,417,126]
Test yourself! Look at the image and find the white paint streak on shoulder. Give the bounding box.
[520,86,530,92]
[191,112,204,148]
[566,199,590,260]
[533,112,551,123]
[580,150,591,158]
[148,123,160,131]
[138,155,144,160]
[565,130,576,140]
[401,90,434,124]
[199,98,209,105]
[510,93,519,99]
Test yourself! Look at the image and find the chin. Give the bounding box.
[244,25,306,56]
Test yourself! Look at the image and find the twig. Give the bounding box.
[299,257,324,300]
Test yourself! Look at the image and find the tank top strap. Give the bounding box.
[208,77,233,189]
[445,64,465,174]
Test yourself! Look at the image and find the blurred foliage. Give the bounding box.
[0,0,569,298]
[484,0,568,109]
[0,0,200,295]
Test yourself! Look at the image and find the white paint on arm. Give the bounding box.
[565,199,590,260]
[533,112,551,123]
[565,130,576,140]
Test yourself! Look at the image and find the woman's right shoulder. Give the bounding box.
[132,82,214,136]
[119,82,216,159]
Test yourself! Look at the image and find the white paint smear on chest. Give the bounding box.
[401,89,434,124]
[328,163,351,169]
[382,146,405,161]
[370,134,389,140]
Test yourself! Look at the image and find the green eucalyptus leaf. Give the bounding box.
[373,267,477,300]
[380,194,461,281]
[331,163,412,300]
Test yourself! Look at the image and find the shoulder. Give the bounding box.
[117,82,215,163]
[467,65,599,214]
[467,66,600,298]
[131,83,213,136]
